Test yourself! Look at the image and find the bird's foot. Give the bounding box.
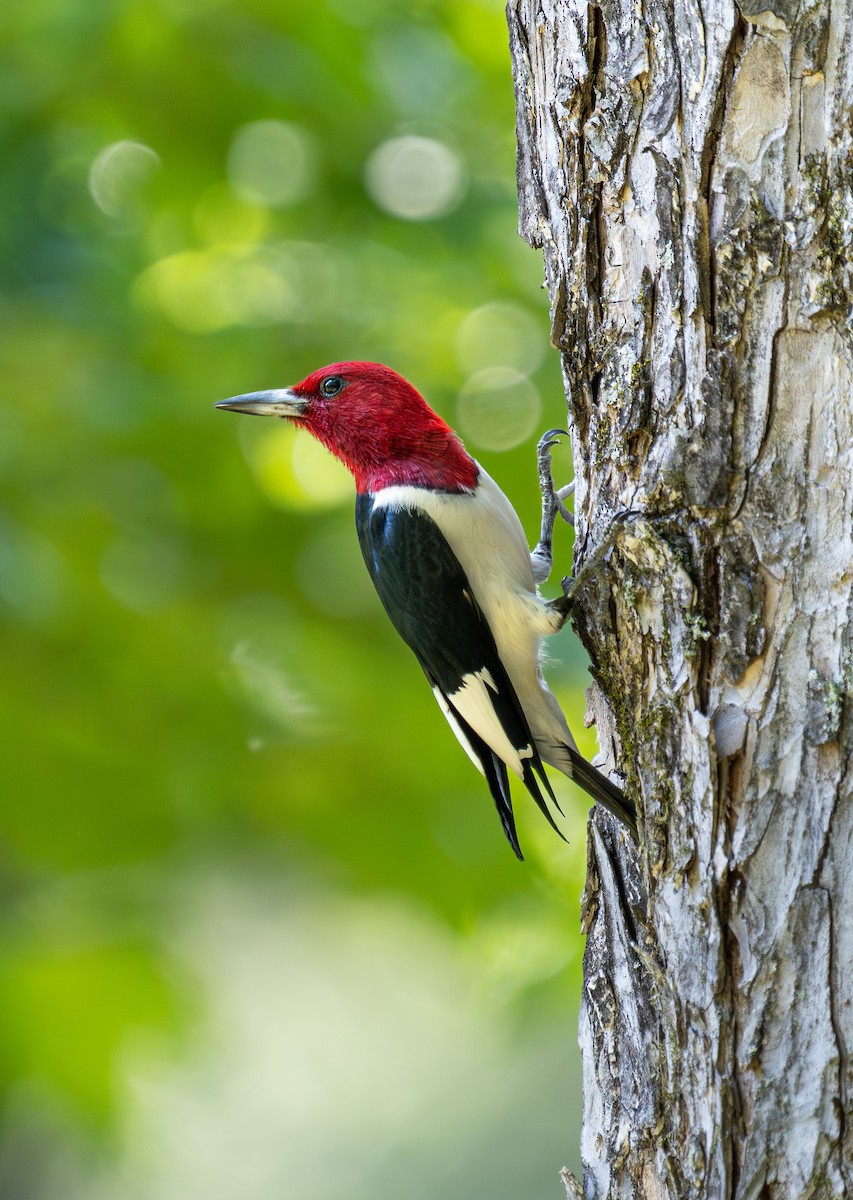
[538,429,575,526]
[546,588,574,627]
[530,429,575,585]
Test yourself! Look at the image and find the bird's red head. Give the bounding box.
[219,362,480,495]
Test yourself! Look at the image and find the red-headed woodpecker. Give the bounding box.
[217,362,637,858]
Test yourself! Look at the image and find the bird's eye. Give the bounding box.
[320,375,345,397]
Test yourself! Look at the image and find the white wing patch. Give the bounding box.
[444,668,532,779]
[431,687,485,776]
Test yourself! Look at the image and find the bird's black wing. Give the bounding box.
[356,493,563,858]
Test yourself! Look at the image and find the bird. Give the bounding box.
[216,361,637,858]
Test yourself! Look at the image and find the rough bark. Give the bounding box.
[507,1,853,1196]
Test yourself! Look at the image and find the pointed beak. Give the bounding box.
[215,389,308,418]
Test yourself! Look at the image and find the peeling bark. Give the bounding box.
[507,0,853,1195]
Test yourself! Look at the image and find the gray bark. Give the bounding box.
[507,1,853,1196]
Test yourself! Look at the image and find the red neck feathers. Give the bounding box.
[290,362,480,495]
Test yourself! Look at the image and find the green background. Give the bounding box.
[1,0,596,1195]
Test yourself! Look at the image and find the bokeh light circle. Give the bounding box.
[364,136,465,220]
[135,241,336,332]
[89,140,160,218]
[239,420,352,511]
[227,120,316,208]
[456,367,542,452]
[456,302,545,376]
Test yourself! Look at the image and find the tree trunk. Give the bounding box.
[507,1,853,1196]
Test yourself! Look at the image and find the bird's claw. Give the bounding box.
[531,427,575,584]
[537,432,575,530]
[537,428,569,462]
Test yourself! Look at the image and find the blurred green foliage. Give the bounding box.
[0,0,598,1193]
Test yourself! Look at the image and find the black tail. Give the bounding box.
[565,748,637,840]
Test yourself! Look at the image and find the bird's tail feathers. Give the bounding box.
[483,751,524,861]
[521,758,567,842]
[564,748,637,840]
